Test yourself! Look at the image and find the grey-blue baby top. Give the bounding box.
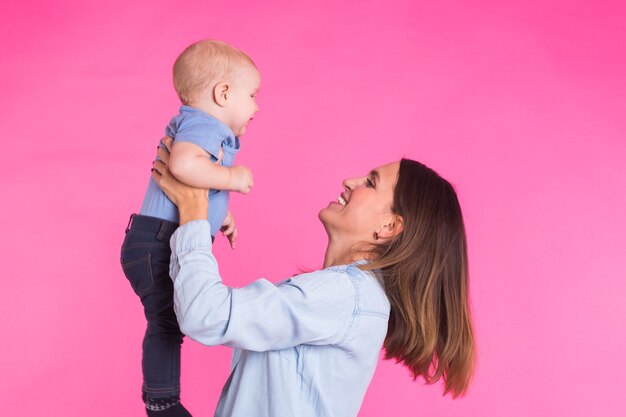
[140,105,241,236]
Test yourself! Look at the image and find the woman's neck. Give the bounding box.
[323,236,370,268]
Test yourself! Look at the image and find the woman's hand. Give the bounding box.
[152,137,209,225]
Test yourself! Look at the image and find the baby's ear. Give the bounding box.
[213,82,230,107]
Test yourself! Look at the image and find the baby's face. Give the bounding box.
[225,65,260,137]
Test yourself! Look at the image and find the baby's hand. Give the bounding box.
[229,165,254,194]
[220,210,237,250]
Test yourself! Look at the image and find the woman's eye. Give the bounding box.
[366,178,374,188]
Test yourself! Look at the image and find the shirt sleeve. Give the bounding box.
[169,221,357,352]
[172,116,224,159]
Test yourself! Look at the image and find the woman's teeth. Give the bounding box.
[338,196,347,206]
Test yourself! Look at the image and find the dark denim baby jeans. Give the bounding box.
[121,214,184,401]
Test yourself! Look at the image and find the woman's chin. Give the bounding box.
[318,207,328,222]
[319,203,344,232]
[318,209,336,238]
[318,205,334,225]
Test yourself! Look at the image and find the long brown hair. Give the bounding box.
[362,159,476,398]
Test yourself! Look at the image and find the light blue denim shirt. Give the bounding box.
[169,221,391,417]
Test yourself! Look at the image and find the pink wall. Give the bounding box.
[1,1,625,416]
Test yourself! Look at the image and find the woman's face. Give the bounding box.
[319,161,400,243]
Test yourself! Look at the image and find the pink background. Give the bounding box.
[1,1,625,416]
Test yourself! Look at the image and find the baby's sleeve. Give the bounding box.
[170,115,224,160]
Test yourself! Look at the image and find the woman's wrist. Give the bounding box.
[178,194,209,226]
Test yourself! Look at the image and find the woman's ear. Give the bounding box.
[377,215,404,240]
[213,82,230,107]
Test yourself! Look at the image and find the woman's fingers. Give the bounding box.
[152,164,178,204]
[159,136,173,152]
[152,159,166,176]
[157,145,170,163]
[157,137,173,163]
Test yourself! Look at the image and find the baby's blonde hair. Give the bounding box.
[173,39,256,105]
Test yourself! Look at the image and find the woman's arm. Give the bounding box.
[168,221,356,351]
[151,139,355,351]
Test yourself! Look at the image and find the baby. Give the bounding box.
[120,40,260,417]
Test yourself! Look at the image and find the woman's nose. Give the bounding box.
[343,176,363,190]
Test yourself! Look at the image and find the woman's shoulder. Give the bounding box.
[295,263,390,318]
[279,267,356,296]
[278,264,389,307]
[337,263,390,318]
[281,263,374,287]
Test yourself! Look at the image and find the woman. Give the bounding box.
[151,138,475,417]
